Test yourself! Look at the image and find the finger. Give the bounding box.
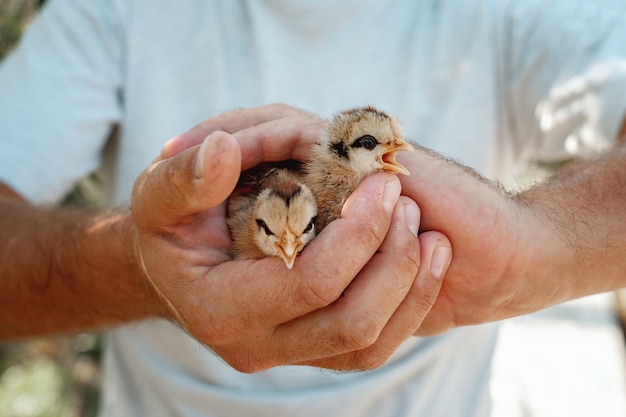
[160,104,310,159]
[233,115,325,169]
[265,192,421,368]
[302,229,450,370]
[413,232,457,337]
[194,173,401,350]
[369,229,449,341]
[132,131,241,230]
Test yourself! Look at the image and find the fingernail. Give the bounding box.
[382,178,401,214]
[194,136,209,179]
[430,245,452,279]
[403,202,420,237]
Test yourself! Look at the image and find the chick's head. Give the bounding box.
[253,182,318,269]
[325,106,413,177]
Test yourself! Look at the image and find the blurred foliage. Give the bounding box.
[0,337,101,417]
[1,1,102,417]
[61,172,106,207]
[0,0,39,60]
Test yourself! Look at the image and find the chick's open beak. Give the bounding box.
[276,230,302,270]
[379,141,414,175]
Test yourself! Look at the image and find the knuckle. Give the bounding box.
[353,350,390,371]
[226,356,269,374]
[152,159,193,210]
[298,270,344,309]
[165,162,190,202]
[396,246,421,276]
[411,285,439,315]
[266,102,299,117]
[336,313,383,351]
[353,219,385,251]
[387,234,421,276]
[211,340,277,374]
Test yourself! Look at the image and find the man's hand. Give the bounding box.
[131,104,450,372]
[398,137,626,335]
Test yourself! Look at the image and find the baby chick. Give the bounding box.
[304,106,413,231]
[226,168,318,269]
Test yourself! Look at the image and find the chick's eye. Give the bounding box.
[303,216,316,234]
[352,135,378,150]
[256,219,274,236]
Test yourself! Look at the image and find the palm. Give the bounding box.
[162,204,233,264]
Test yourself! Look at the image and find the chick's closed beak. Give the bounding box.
[276,230,302,270]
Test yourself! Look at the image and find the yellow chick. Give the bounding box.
[304,105,413,231]
[226,168,318,269]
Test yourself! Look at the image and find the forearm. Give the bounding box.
[0,191,163,340]
[514,137,626,302]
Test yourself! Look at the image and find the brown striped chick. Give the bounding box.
[226,168,318,269]
[304,106,413,231]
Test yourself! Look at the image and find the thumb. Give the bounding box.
[132,131,241,230]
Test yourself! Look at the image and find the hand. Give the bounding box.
[131,104,451,372]
[397,145,615,336]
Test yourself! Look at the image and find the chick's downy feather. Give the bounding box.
[304,106,413,231]
[226,168,318,269]
[226,106,411,269]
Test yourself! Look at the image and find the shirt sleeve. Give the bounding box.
[502,0,626,163]
[0,0,125,204]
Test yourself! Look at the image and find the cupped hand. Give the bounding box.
[131,104,450,372]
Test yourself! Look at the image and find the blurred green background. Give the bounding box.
[1,1,102,416]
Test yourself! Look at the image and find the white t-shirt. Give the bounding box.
[1,1,625,416]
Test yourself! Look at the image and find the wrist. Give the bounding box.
[122,211,177,321]
[510,192,586,312]
[0,202,172,340]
